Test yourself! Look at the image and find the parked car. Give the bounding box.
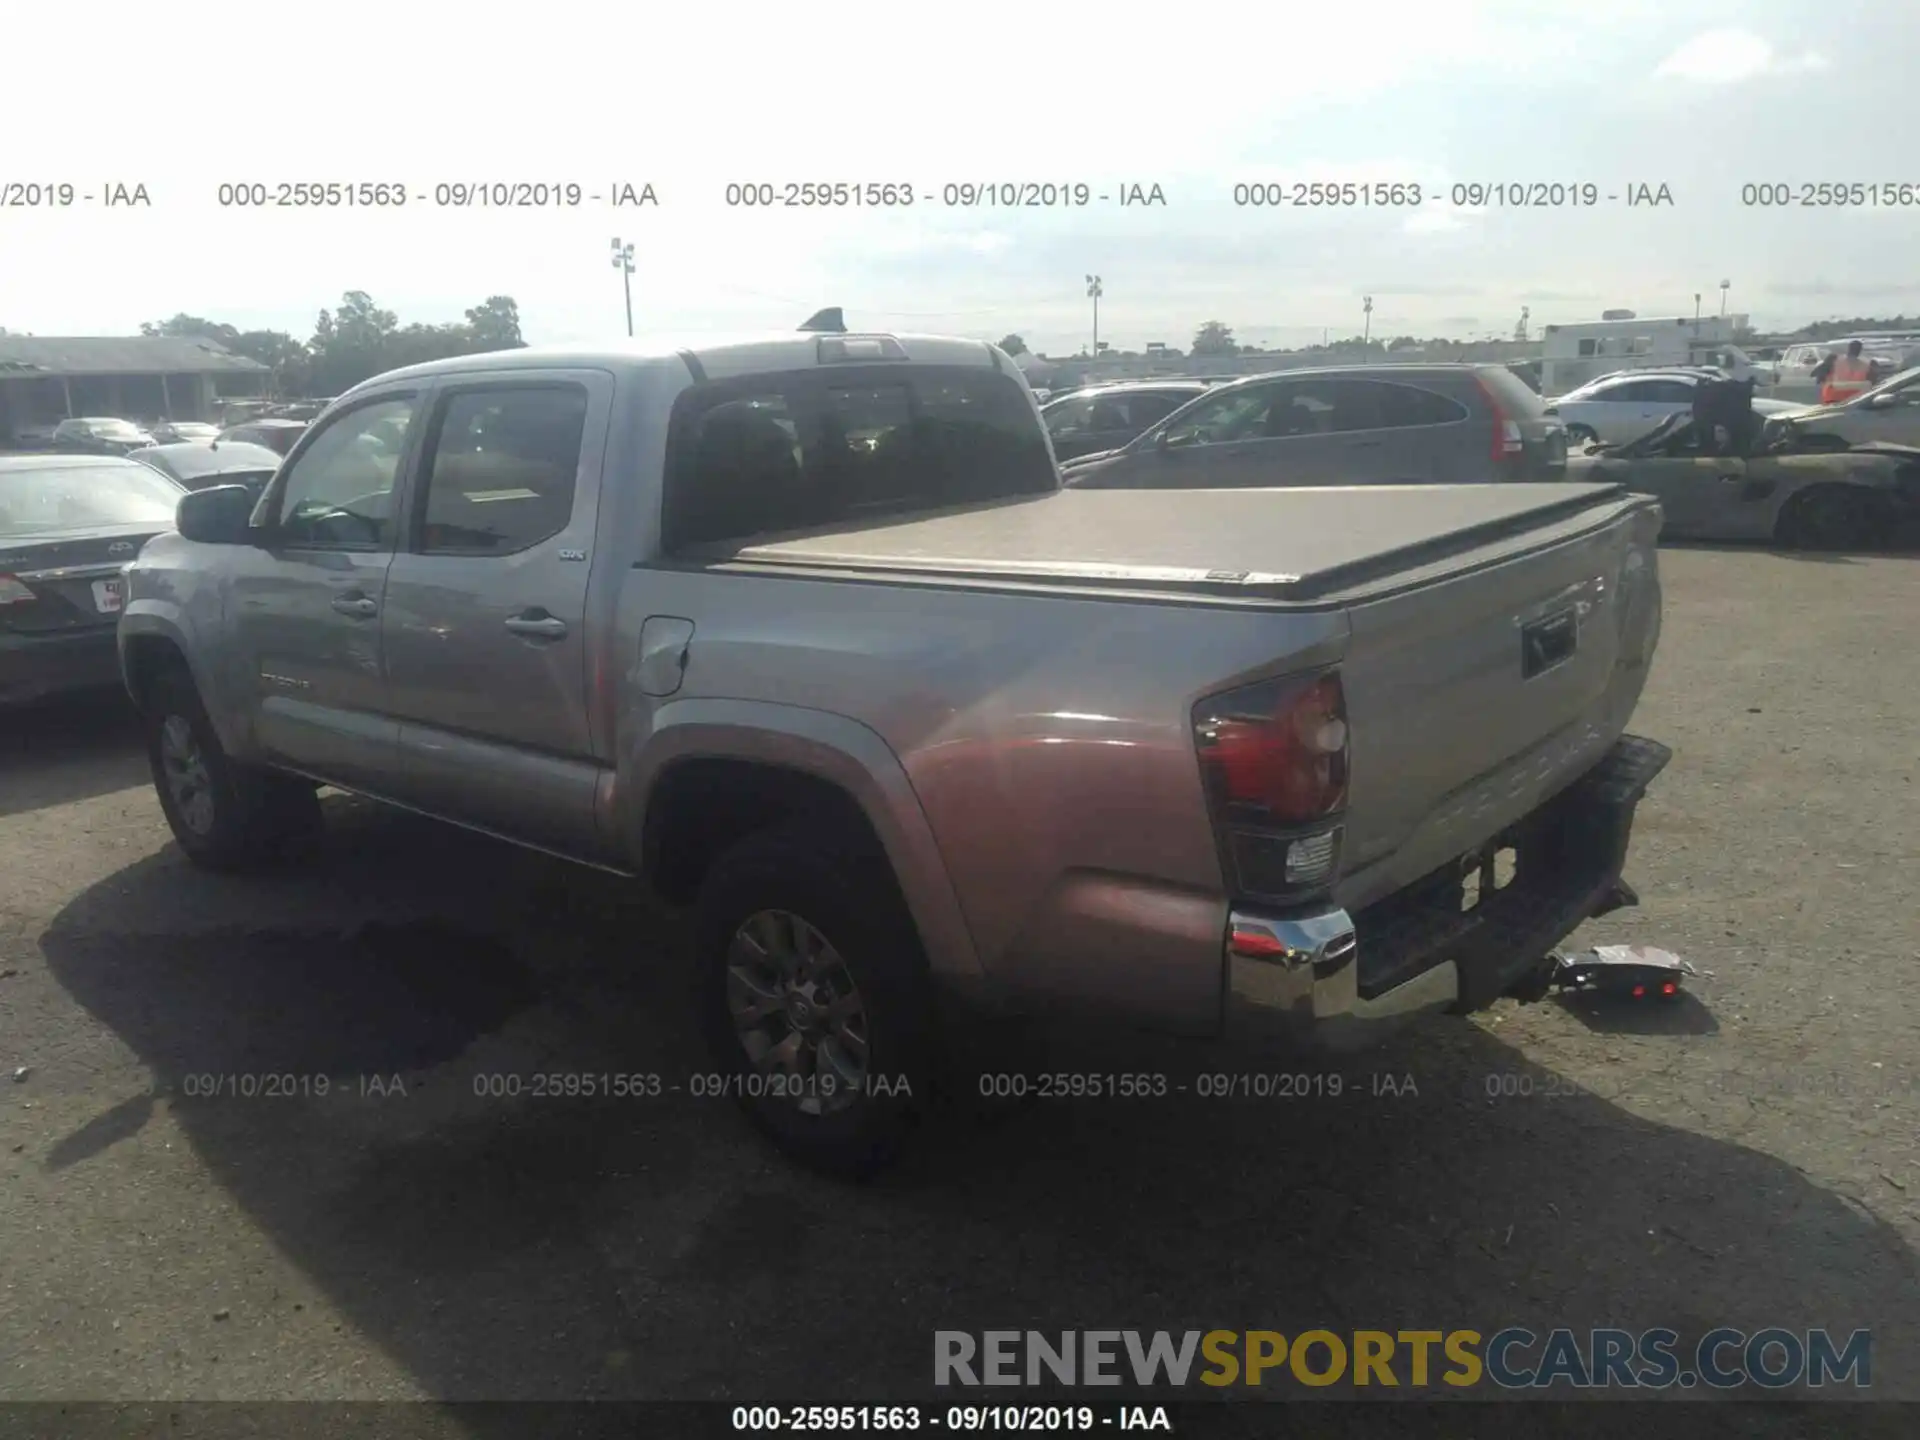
[128,440,283,491]
[51,417,157,456]
[1,455,185,706]
[1764,365,1920,449]
[215,418,308,455]
[1568,394,1920,549]
[1547,370,1800,445]
[1041,380,1211,461]
[120,331,1667,1174]
[1059,364,1567,489]
[146,421,222,445]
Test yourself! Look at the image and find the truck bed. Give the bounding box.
[692,482,1642,605]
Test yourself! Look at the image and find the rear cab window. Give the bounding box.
[663,364,1054,549]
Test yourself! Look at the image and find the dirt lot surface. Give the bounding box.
[0,546,1915,1428]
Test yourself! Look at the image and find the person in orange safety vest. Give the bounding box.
[1813,340,1883,404]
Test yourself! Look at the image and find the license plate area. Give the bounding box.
[1521,608,1577,679]
[91,578,124,614]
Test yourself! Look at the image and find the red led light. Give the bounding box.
[1661,981,1677,995]
[1631,984,1646,998]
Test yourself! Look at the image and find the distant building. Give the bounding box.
[0,335,271,442]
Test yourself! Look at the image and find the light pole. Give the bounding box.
[1363,295,1374,346]
[1720,279,1730,319]
[611,237,635,337]
[1693,292,1702,331]
[1085,275,1103,360]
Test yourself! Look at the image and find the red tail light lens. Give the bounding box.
[1195,671,1349,826]
[1474,376,1524,459]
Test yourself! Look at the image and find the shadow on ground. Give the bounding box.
[36,805,1920,1428]
[0,690,148,819]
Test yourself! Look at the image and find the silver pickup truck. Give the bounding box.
[118,330,1669,1173]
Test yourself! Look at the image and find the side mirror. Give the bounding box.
[176,483,261,545]
[1867,392,1898,409]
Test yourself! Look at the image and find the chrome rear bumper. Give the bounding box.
[1225,908,1458,1052]
[1223,734,1671,1052]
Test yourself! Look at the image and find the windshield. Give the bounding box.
[0,463,183,536]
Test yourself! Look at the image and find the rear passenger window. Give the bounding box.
[1125,393,1186,426]
[416,386,587,555]
[1377,383,1469,427]
[666,368,1053,548]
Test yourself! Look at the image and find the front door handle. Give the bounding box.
[504,613,568,640]
[330,595,378,618]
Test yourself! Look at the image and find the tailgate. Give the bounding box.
[1334,496,1661,907]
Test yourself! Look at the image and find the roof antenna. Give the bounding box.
[799,307,846,333]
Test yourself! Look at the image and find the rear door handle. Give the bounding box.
[330,595,378,618]
[504,613,568,640]
[1347,440,1383,449]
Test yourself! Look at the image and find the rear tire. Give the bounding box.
[693,821,933,1178]
[1777,485,1875,551]
[1565,424,1598,447]
[142,664,322,871]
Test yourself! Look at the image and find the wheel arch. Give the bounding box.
[617,700,982,984]
[118,612,247,754]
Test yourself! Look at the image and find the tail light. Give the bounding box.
[1475,375,1525,460]
[1193,670,1349,901]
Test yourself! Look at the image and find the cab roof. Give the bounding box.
[358,331,1006,392]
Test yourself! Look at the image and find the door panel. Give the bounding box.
[227,391,421,787]
[1614,456,1736,532]
[377,372,613,858]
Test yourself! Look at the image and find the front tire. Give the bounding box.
[1565,423,1598,448]
[143,665,322,870]
[693,822,932,1178]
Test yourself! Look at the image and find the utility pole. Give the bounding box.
[1085,275,1103,359]
[1693,292,1702,332]
[1720,278,1730,319]
[1363,295,1374,345]
[611,237,635,337]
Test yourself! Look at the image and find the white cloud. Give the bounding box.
[1654,28,1830,83]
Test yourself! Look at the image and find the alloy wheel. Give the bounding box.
[159,714,216,835]
[725,909,872,1116]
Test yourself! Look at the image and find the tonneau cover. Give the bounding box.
[698,483,1637,603]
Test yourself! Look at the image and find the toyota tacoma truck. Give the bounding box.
[117,328,1669,1173]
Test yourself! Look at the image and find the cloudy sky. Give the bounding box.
[4,0,1915,354]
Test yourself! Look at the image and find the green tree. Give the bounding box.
[997,333,1028,357]
[1191,321,1237,356]
[307,291,402,394]
[465,295,526,351]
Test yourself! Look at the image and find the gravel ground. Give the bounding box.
[0,546,1914,1427]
